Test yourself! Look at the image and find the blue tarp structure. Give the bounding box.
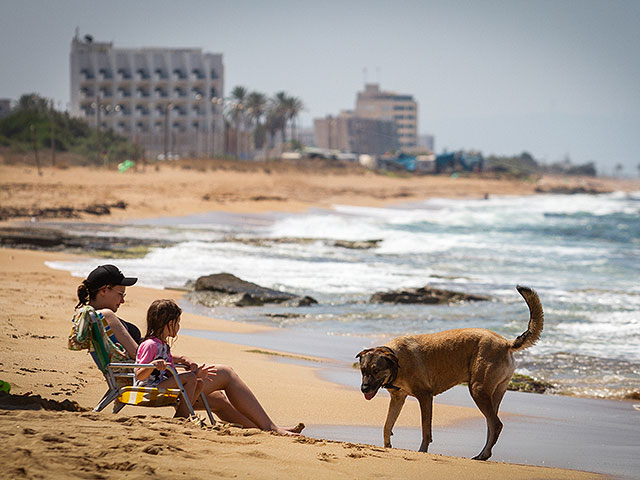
[395,153,417,171]
[435,151,483,173]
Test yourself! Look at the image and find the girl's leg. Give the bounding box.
[158,372,199,418]
[200,365,301,435]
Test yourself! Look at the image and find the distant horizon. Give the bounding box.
[1,0,638,176]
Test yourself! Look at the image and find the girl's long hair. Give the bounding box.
[144,299,182,342]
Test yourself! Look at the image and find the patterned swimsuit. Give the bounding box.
[135,337,175,387]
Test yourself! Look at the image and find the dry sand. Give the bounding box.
[2,163,630,479]
[2,163,637,220]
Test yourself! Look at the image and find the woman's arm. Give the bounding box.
[100,309,138,358]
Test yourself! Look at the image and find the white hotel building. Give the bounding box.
[70,32,224,158]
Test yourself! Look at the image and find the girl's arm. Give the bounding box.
[134,339,161,381]
[172,354,198,371]
[195,364,217,379]
[135,359,166,381]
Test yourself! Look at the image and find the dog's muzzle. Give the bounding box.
[361,381,382,400]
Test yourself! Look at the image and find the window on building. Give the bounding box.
[98,68,112,80]
[117,68,131,80]
[173,68,187,80]
[80,68,95,80]
[136,68,150,80]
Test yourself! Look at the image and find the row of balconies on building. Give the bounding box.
[96,117,218,134]
[79,102,221,118]
[79,67,219,83]
[79,86,218,100]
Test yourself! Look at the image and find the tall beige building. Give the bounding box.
[70,32,224,158]
[314,111,397,155]
[355,83,418,149]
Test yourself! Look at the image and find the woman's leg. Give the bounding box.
[200,365,300,435]
[196,391,304,432]
[194,390,258,427]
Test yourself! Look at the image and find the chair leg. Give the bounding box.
[200,391,216,426]
[112,400,126,414]
[94,389,119,412]
[166,366,196,418]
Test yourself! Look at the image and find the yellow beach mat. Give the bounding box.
[117,386,181,407]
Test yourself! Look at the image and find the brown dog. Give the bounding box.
[356,285,543,460]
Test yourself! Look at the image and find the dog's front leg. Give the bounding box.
[416,392,434,452]
[383,391,407,448]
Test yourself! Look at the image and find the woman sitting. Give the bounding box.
[73,264,303,434]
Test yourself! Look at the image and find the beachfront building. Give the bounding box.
[314,111,398,155]
[70,31,224,158]
[355,83,418,150]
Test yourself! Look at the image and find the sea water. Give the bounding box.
[49,191,640,399]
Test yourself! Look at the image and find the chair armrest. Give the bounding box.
[109,363,155,369]
[107,363,186,384]
[109,363,190,369]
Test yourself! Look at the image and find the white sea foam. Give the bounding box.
[47,193,640,394]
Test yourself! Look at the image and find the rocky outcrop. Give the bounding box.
[534,185,609,195]
[232,237,382,250]
[0,201,127,221]
[0,225,170,256]
[370,286,490,304]
[188,273,318,307]
[507,373,554,394]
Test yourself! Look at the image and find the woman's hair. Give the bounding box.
[75,280,112,309]
[144,299,182,341]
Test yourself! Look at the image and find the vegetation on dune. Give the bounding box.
[487,151,597,178]
[0,93,135,165]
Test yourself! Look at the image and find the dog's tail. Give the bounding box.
[510,285,544,352]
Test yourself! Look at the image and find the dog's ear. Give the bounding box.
[356,348,373,359]
[379,346,399,369]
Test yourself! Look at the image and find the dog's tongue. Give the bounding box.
[364,391,376,400]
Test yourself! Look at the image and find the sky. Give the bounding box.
[1,0,639,175]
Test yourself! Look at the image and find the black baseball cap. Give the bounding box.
[86,264,137,290]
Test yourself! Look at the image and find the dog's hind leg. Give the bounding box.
[384,390,407,448]
[416,392,434,452]
[469,384,503,461]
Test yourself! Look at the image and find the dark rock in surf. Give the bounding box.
[189,272,317,307]
[370,286,490,305]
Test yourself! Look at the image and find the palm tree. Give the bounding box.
[286,96,304,143]
[229,86,248,158]
[273,91,289,143]
[265,106,282,151]
[246,91,268,152]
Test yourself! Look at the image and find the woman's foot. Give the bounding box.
[271,423,304,436]
[285,423,305,434]
[274,426,301,436]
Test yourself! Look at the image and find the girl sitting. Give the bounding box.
[135,299,215,418]
[136,299,302,435]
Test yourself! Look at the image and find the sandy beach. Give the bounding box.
[2,163,638,479]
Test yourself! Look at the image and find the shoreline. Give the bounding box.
[2,164,639,224]
[2,164,639,478]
